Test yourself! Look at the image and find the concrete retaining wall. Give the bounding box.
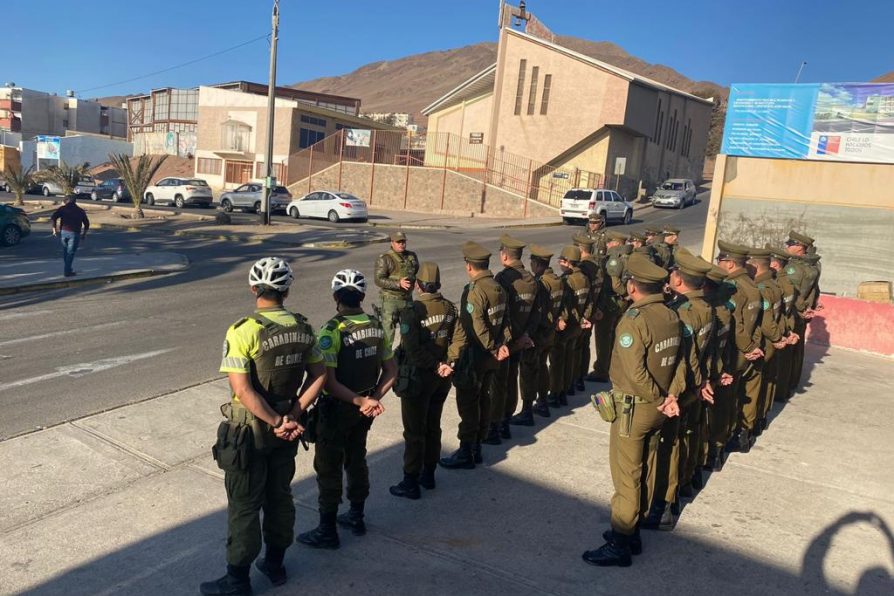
[808,295,894,357]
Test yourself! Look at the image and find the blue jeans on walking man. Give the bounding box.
[60,230,80,276]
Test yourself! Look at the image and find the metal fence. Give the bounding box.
[285,129,603,208]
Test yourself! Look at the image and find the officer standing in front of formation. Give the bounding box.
[203,257,327,596]
[645,227,670,268]
[746,247,789,435]
[783,231,819,397]
[573,233,601,394]
[297,269,397,549]
[662,226,681,269]
[702,265,736,471]
[511,244,561,424]
[556,245,591,402]
[488,235,538,444]
[440,242,510,469]
[374,231,420,346]
[588,231,630,383]
[584,211,608,257]
[582,253,685,568]
[389,262,462,499]
[767,246,801,402]
[715,241,764,453]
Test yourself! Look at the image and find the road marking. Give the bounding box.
[0,349,175,392]
[0,309,54,321]
[0,321,126,348]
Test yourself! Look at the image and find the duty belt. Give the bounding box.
[612,392,649,404]
[221,399,294,423]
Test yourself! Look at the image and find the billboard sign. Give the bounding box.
[345,129,371,147]
[721,83,894,164]
[36,135,61,160]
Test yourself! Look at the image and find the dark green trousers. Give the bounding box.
[314,398,373,514]
[508,347,538,416]
[593,311,619,376]
[535,340,554,401]
[577,326,593,380]
[400,370,450,474]
[491,353,520,423]
[456,368,495,443]
[225,443,298,567]
[380,296,411,347]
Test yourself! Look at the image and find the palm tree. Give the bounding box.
[2,164,35,207]
[33,160,89,198]
[108,153,168,219]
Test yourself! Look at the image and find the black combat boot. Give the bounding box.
[389,474,421,500]
[296,511,340,549]
[255,545,287,586]
[533,398,551,418]
[509,408,535,426]
[499,418,512,439]
[703,445,718,471]
[576,377,586,391]
[691,469,705,490]
[337,502,367,536]
[473,442,483,464]
[582,531,633,567]
[602,529,643,555]
[482,423,502,445]
[753,419,764,437]
[679,483,694,499]
[641,501,676,531]
[586,372,609,383]
[439,442,475,469]
[558,391,569,406]
[200,566,252,596]
[737,428,753,453]
[419,467,436,489]
[547,392,561,408]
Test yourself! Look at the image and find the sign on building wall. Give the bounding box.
[345,129,371,147]
[35,135,61,160]
[469,132,484,144]
[722,83,894,164]
[614,157,627,176]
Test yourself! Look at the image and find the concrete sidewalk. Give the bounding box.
[170,223,389,248]
[1,344,891,595]
[0,252,190,295]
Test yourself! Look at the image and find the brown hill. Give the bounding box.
[873,72,894,83]
[292,35,727,124]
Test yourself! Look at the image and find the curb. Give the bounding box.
[0,268,183,296]
[171,228,389,249]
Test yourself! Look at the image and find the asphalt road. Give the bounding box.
[0,192,709,439]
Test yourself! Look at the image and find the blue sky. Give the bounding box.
[4,0,891,99]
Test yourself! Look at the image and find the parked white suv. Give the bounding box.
[143,177,213,208]
[560,188,632,225]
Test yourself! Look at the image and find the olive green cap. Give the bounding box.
[606,230,629,243]
[389,231,407,241]
[627,252,669,283]
[572,233,595,250]
[529,244,553,261]
[717,240,750,259]
[805,254,821,264]
[588,211,606,222]
[462,241,491,264]
[644,226,660,235]
[706,265,727,283]
[417,262,440,285]
[559,245,581,263]
[662,226,681,235]
[747,247,771,260]
[788,230,814,247]
[499,234,526,250]
[766,245,790,261]
[675,250,713,277]
[627,230,646,242]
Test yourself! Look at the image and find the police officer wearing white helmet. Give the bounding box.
[297,269,397,549]
[202,257,327,596]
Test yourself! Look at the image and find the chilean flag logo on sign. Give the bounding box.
[817,135,841,155]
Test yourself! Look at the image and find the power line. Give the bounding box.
[76,33,270,95]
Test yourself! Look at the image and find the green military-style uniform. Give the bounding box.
[784,231,820,396]
[558,246,590,395]
[395,263,462,485]
[592,233,631,380]
[528,246,564,414]
[440,242,508,468]
[718,241,764,451]
[648,231,672,269]
[604,254,686,543]
[374,232,420,346]
[749,248,787,431]
[491,235,540,436]
[584,211,608,258]
[661,226,681,270]
[574,234,602,390]
[769,246,800,401]
[704,265,737,469]
[218,307,321,569]
[314,309,392,514]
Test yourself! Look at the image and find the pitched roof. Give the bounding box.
[422,64,497,115]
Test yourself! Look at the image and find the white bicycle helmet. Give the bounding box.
[249,257,294,291]
[331,269,367,294]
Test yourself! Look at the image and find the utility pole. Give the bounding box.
[261,0,280,225]
[794,61,807,84]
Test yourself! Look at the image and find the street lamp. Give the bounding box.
[794,61,807,84]
[260,0,280,225]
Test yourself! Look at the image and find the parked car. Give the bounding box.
[40,176,95,198]
[217,184,292,214]
[91,178,131,202]
[0,203,31,246]
[1,179,42,195]
[651,178,696,209]
[143,177,213,208]
[560,188,632,225]
[287,191,368,223]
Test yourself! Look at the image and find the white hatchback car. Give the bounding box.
[560,188,632,225]
[287,190,369,223]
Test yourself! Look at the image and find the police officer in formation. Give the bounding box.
[207,226,823,589]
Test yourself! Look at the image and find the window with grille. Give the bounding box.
[300,114,327,127]
[514,59,527,116]
[527,66,539,115]
[299,127,325,148]
[197,157,222,175]
[540,74,552,115]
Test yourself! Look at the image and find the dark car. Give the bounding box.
[91,178,131,202]
[0,203,31,246]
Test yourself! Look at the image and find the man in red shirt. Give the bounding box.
[50,196,90,277]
